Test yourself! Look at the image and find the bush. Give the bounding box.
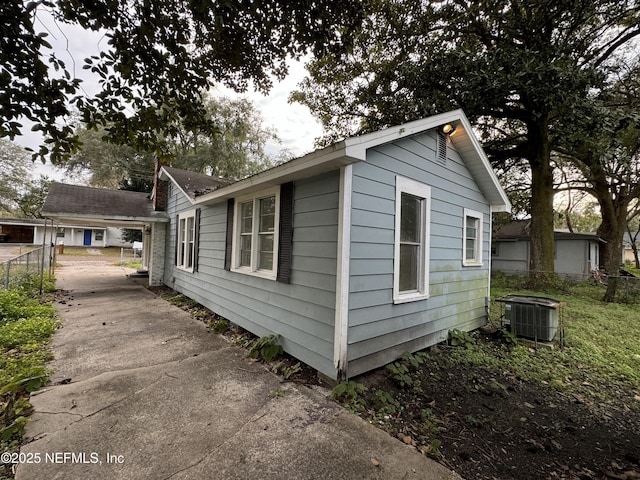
[0,277,57,475]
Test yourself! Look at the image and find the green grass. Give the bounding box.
[487,275,640,397]
[58,246,135,257]
[116,260,143,270]
[0,274,57,476]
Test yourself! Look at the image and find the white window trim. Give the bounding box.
[393,176,431,304]
[176,209,196,272]
[463,208,483,267]
[231,187,280,280]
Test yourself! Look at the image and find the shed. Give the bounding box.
[492,220,605,280]
[156,109,511,379]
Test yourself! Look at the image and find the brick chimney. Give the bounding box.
[152,157,168,212]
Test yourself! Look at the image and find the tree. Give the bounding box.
[15,176,52,218]
[0,0,363,163]
[0,139,33,214]
[121,229,142,244]
[292,0,640,287]
[627,206,640,269]
[65,95,282,190]
[167,95,285,179]
[556,59,640,301]
[64,128,156,191]
[553,200,602,233]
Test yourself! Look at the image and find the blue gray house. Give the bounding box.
[491,220,605,280]
[152,110,511,379]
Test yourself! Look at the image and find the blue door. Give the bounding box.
[83,229,92,246]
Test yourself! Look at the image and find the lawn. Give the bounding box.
[333,276,640,479]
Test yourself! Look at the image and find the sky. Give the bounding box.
[21,8,324,183]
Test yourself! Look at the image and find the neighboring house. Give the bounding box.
[492,220,605,279]
[43,110,511,380]
[42,184,169,271]
[0,217,132,247]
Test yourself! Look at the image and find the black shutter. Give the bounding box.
[174,215,179,265]
[224,199,235,271]
[277,182,294,284]
[193,208,201,272]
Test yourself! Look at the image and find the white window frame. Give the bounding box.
[393,176,431,304]
[463,209,483,267]
[177,209,196,272]
[231,187,280,280]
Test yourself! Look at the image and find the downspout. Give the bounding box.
[486,207,493,320]
[334,165,353,380]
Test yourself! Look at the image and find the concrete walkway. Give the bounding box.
[17,260,460,480]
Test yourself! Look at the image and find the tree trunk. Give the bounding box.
[527,120,555,288]
[597,197,629,302]
[628,224,640,269]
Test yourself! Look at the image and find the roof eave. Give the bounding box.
[193,141,358,205]
[344,109,511,213]
[42,211,169,227]
[164,110,511,213]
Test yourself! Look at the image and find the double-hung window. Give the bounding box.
[177,210,196,271]
[463,209,483,266]
[393,177,431,304]
[232,188,280,279]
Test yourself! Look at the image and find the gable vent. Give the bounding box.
[437,132,447,165]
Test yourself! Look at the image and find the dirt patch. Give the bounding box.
[354,342,640,480]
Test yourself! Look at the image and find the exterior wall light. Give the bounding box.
[442,123,457,135]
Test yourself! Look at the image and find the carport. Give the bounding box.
[42,182,169,285]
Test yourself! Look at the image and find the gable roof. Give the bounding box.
[42,182,169,227]
[495,220,604,242]
[161,166,232,200]
[161,110,511,212]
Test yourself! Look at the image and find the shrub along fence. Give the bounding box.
[0,246,54,292]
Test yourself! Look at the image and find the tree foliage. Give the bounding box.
[0,0,363,162]
[15,176,52,219]
[292,0,640,286]
[65,95,282,191]
[0,139,33,214]
[555,60,640,300]
[64,128,156,191]
[168,95,286,180]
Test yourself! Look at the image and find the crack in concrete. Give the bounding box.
[30,373,168,441]
[34,411,84,419]
[161,406,271,480]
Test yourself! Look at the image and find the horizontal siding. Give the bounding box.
[164,171,340,379]
[347,130,492,377]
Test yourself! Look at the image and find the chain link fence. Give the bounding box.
[0,246,54,291]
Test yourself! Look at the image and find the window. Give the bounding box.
[393,177,431,304]
[463,209,483,266]
[231,188,280,279]
[94,230,104,241]
[177,210,197,271]
[57,228,65,238]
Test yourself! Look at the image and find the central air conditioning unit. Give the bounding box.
[499,295,561,342]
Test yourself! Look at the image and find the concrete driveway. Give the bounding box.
[16,260,460,480]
